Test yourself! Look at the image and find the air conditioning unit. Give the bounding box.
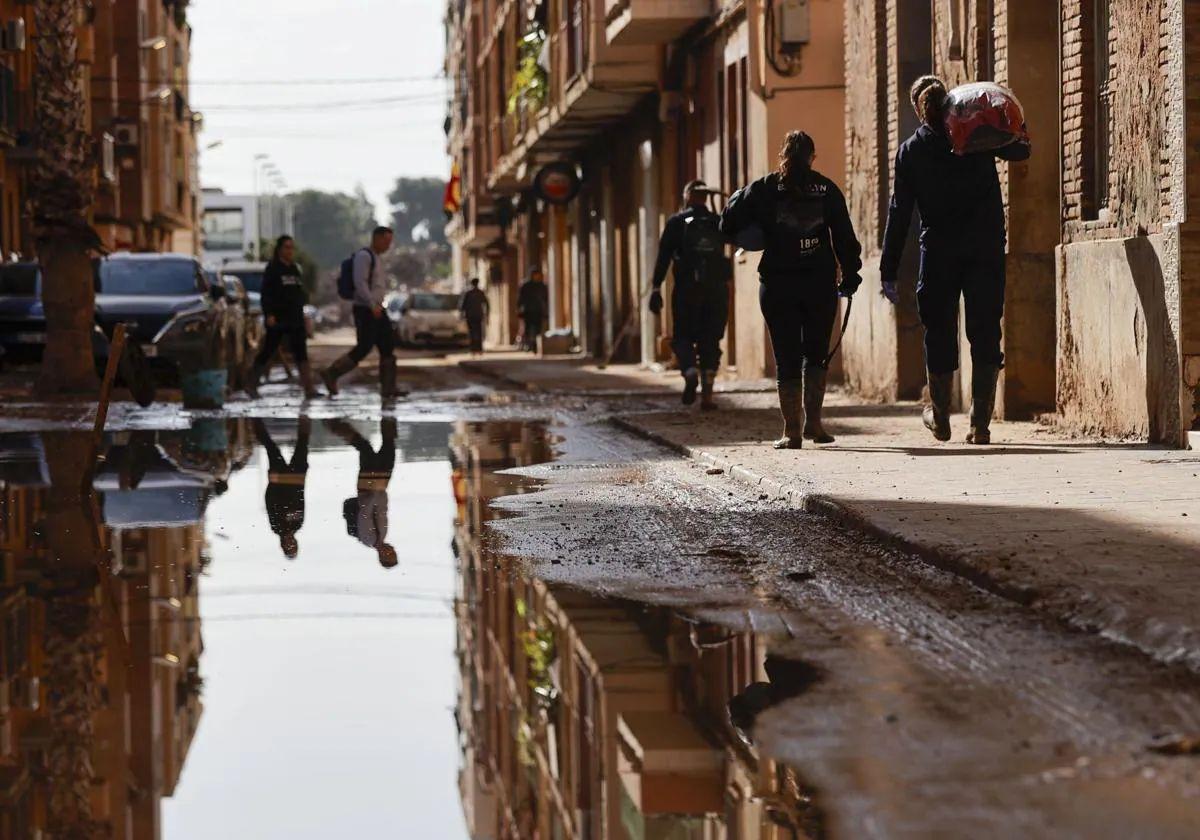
[113,122,139,146]
[0,19,26,53]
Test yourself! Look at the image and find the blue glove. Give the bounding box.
[880,278,899,305]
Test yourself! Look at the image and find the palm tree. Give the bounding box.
[31,0,103,395]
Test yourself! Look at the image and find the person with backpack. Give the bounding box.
[321,225,397,398]
[649,179,732,409]
[328,418,398,569]
[517,268,549,352]
[247,236,318,399]
[721,131,863,449]
[253,417,310,559]
[880,76,1031,445]
[459,277,489,356]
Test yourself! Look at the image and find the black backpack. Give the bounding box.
[679,212,731,285]
[337,249,377,301]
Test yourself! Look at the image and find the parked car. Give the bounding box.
[0,263,45,361]
[95,253,235,382]
[388,291,468,348]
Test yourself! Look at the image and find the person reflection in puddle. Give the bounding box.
[327,418,398,568]
[253,418,311,559]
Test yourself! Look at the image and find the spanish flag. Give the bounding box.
[444,162,462,218]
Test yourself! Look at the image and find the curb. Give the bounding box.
[610,414,1198,671]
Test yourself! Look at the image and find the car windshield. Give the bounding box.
[0,264,38,296]
[409,294,459,312]
[226,271,264,293]
[99,259,200,296]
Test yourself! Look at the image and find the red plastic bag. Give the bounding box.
[943,82,1027,156]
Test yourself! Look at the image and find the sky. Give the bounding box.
[188,0,449,222]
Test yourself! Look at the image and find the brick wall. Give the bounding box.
[844,0,887,251]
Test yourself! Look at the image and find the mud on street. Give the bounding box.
[0,352,1198,839]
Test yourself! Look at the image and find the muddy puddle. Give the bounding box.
[0,418,821,839]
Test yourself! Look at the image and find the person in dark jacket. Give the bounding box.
[517,268,549,352]
[328,418,398,569]
[880,75,1031,445]
[459,278,489,356]
[650,179,731,409]
[248,235,318,399]
[254,417,310,559]
[723,131,863,448]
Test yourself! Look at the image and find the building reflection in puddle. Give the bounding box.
[0,420,250,839]
[451,422,822,840]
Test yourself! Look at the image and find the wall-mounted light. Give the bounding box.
[140,36,167,51]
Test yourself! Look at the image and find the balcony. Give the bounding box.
[604,0,711,46]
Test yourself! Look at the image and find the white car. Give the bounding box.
[388,292,469,348]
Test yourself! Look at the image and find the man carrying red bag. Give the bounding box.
[879,76,1030,445]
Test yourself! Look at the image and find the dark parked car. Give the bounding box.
[95,253,235,381]
[0,263,45,360]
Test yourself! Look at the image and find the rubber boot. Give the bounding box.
[321,353,356,397]
[773,380,805,450]
[803,366,835,444]
[923,370,954,442]
[681,368,700,406]
[966,365,1000,445]
[380,353,398,401]
[299,362,320,400]
[700,370,718,411]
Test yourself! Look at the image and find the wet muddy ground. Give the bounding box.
[0,372,1198,838]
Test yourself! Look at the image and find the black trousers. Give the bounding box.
[348,306,396,363]
[759,276,838,382]
[672,285,729,373]
[467,318,484,353]
[916,247,1005,374]
[255,323,308,366]
[522,315,544,350]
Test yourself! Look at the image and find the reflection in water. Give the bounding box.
[452,422,823,840]
[328,419,398,568]
[254,418,310,559]
[0,421,248,838]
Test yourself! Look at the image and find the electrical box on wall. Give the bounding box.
[779,0,811,47]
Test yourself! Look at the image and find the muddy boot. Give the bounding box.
[966,365,999,445]
[803,366,835,444]
[321,353,355,398]
[700,370,718,411]
[923,370,954,442]
[773,380,805,450]
[681,368,700,406]
[299,362,321,400]
[380,354,398,401]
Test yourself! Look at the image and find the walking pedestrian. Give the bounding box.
[880,75,1031,445]
[460,277,489,357]
[247,235,318,399]
[321,226,398,399]
[517,268,548,352]
[253,417,310,559]
[329,418,398,569]
[649,179,732,409]
[722,131,863,449]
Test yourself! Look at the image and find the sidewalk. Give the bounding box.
[464,356,1200,671]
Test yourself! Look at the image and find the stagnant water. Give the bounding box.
[0,419,820,839]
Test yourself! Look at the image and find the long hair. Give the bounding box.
[910,75,948,128]
[777,131,816,187]
[272,235,294,262]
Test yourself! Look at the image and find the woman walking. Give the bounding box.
[880,76,1030,444]
[248,235,319,399]
[723,131,863,449]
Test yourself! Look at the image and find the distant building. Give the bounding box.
[199,189,293,265]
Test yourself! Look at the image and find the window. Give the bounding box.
[98,258,202,296]
[1078,0,1111,220]
[201,208,245,252]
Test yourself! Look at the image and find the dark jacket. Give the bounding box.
[518,279,548,319]
[880,125,1032,282]
[460,287,489,322]
[261,259,307,327]
[651,206,731,292]
[729,171,862,283]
